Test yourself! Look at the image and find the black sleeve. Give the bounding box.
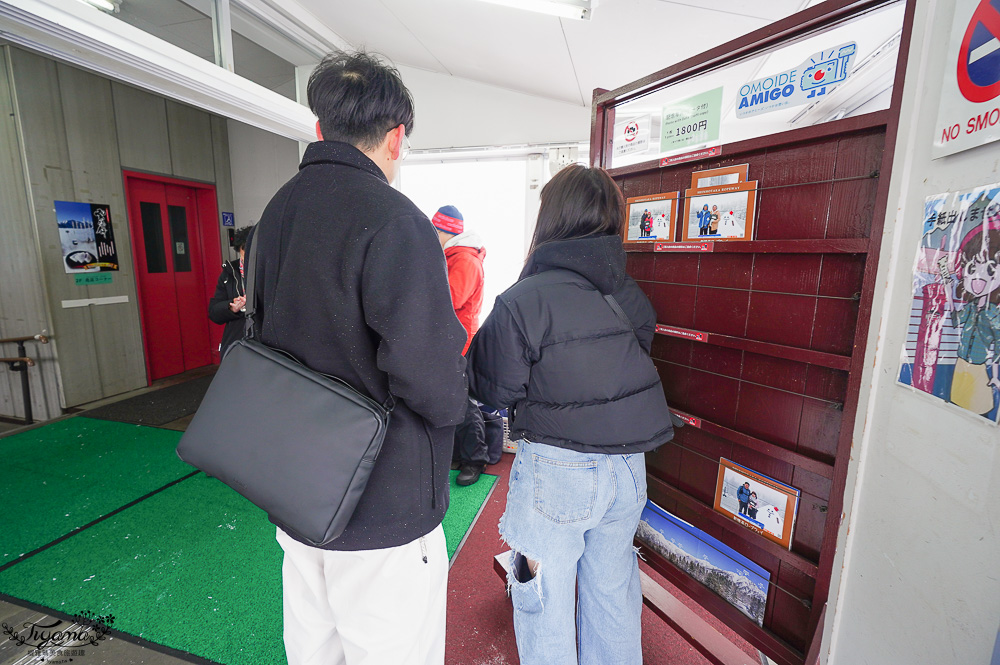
[362,216,468,428]
[616,279,656,354]
[466,298,532,410]
[208,267,241,324]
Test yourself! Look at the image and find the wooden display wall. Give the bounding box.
[591,2,914,664]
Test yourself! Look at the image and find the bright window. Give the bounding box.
[399,160,529,321]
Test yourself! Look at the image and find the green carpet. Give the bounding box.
[443,469,497,559]
[0,418,191,564]
[0,452,496,664]
[0,473,284,664]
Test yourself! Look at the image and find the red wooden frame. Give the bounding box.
[122,170,224,384]
[591,1,917,663]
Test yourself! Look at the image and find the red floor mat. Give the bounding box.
[444,453,757,665]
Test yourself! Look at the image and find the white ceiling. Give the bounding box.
[298,0,824,107]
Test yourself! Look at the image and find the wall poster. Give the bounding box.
[898,184,1000,424]
[713,458,800,550]
[636,500,770,626]
[55,201,119,274]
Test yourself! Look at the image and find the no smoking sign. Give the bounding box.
[934,0,1000,157]
[958,0,1000,102]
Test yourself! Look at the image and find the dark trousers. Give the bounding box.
[453,398,489,466]
[738,500,748,515]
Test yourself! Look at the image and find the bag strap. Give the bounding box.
[603,293,634,332]
[243,226,260,341]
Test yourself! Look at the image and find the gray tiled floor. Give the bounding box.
[0,421,24,436]
[0,598,203,664]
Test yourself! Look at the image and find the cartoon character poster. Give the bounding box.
[55,201,119,274]
[898,184,1000,424]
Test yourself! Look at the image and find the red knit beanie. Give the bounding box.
[432,205,464,235]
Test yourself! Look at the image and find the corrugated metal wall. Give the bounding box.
[0,45,235,418]
[0,46,62,421]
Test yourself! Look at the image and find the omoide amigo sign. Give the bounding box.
[933,0,1000,158]
[736,42,857,119]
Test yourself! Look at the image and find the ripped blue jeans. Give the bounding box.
[500,439,647,665]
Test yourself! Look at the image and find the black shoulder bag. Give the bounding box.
[177,225,393,546]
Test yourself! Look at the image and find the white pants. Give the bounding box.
[276,524,448,665]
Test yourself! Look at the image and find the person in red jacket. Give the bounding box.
[433,205,489,485]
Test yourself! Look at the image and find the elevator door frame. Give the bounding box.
[123,170,224,384]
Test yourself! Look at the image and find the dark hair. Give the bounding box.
[233,225,254,252]
[958,227,1000,305]
[307,51,414,151]
[528,165,624,256]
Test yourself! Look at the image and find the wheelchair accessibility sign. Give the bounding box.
[934,0,1000,157]
[735,42,857,119]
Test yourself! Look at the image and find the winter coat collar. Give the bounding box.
[299,141,388,184]
[443,231,485,251]
[520,234,626,295]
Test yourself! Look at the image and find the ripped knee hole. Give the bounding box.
[512,551,539,583]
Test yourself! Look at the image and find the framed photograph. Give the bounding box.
[681,181,757,242]
[625,192,679,242]
[690,164,749,189]
[637,500,770,626]
[713,458,801,550]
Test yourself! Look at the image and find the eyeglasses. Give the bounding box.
[401,135,411,161]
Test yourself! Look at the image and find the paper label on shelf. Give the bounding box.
[656,325,708,342]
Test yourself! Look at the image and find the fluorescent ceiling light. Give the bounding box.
[475,0,595,20]
[78,0,117,12]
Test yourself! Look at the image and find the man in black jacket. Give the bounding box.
[207,225,253,356]
[251,52,468,665]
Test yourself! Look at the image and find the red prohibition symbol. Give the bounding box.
[957,0,1000,102]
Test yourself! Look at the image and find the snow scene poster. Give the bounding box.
[636,500,770,626]
[714,458,800,550]
[898,184,1000,424]
[56,200,119,274]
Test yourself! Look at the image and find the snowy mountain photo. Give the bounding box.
[636,502,769,626]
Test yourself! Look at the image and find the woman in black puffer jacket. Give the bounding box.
[466,164,673,665]
[208,225,254,356]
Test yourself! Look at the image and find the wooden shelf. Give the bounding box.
[625,238,869,254]
[654,324,852,372]
[670,409,835,479]
[647,476,820,578]
[641,555,807,665]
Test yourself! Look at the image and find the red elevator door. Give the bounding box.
[127,177,213,381]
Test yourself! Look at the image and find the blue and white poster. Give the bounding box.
[636,500,770,626]
[55,201,119,274]
[736,42,857,119]
[898,184,1000,424]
